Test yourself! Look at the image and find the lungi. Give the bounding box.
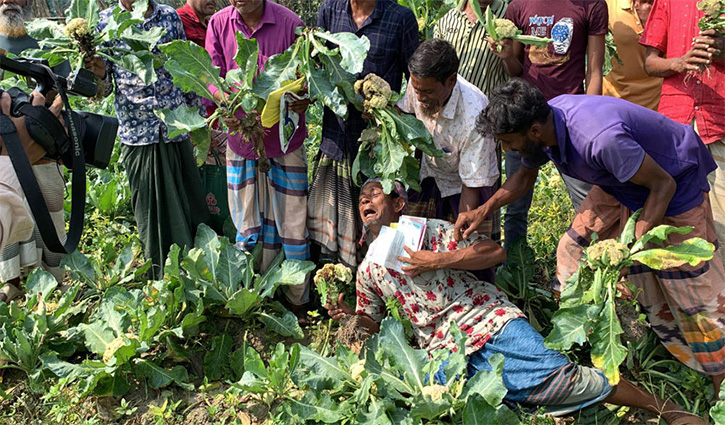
[0,162,66,282]
[307,152,361,269]
[122,138,207,279]
[557,185,725,375]
[227,147,310,305]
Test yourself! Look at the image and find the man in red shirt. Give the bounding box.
[176,0,216,47]
[640,0,725,394]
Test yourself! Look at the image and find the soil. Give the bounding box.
[335,315,370,355]
[616,299,649,344]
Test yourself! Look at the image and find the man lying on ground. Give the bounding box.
[325,178,705,423]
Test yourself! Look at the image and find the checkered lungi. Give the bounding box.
[227,147,310,305]
[557,185,725,375]
[307,152,361,269]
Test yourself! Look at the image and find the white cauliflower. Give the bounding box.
[355,73,392,113]
[494,18,519,39]
[586,239,631,269]
[350,359,366,383]
[421,384,448,402]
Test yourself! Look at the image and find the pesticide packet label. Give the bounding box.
[279,92,309,153]
[365,216,427,273]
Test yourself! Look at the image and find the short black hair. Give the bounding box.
[476,78,551,136]
[408,38,459,84]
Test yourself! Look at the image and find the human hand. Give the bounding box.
[674,41,715,73]
[697,30,725,62]
[287,98,312,114]
[487,36,515,59]
[398,246,438,277]
[83,55,106,79]
[0,91,62,164]
[325,293,354,320]
[634,219,654,240]
[454,204,490,241]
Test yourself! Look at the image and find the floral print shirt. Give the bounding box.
[356,220,523,355]
[98,1,199,146]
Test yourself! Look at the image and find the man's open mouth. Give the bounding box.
[363,207,377,220]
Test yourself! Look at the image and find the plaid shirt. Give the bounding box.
[317,0,419,160]
[98,1,197,146]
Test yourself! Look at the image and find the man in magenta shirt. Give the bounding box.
[206,0,312,313]
[456,79,725,396]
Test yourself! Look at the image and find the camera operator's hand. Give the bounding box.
[0,91,63,164]
[84,56,106,80]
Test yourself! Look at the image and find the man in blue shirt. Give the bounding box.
[455,78,725,395]
[85,0,207,278]
[307,0,419,269]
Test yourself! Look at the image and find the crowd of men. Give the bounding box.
[0,0,723,421]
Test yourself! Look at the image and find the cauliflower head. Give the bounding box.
[421,384,448,402]
[494,18,519,39]
[65,18,91,39]
[586,239,631,269]
[355,73,392,112]
[697,0,722,17]
[350,359,366,383]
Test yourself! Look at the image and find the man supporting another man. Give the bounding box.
[206,0,311,312]
[326,178,705,424]
[456,78,725,395]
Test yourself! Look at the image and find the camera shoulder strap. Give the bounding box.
[1,111,85,254]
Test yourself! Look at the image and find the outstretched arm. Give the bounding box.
[398,239,506,277]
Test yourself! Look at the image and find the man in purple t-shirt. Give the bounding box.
[456,79,725,392]
[486,0,608,249]
[206,0,312,315]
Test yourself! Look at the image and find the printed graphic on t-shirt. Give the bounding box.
[526,15,573,65]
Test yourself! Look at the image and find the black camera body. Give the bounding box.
[0,56,118,169]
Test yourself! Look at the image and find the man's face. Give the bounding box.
[231,0,263,16]
[359,182,404,234]
[0,0,30,34]
[410,73,456,118]
[190,0,216,18]
[633,0,653,27]
[497,131,549,164]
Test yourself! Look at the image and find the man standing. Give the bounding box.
[396,40,499,280]
[640,0,725,266]
[176,0,216,47]
[85,0,207,278]
[0,0,68,300]
[490,0,607,245]
[434,0,509,244]
[325,178,706,424]
[456,79,725,394]
[602,0,661,110]
[308,0,419,269]
[206,0,311,312]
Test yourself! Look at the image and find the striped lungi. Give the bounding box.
[706,139,725,268]
[227,147,310,305]
[0,162,66,283]
[307,152,361,269]
[557,185,725,375]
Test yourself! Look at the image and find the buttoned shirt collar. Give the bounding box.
[440,80,461,120]
[232,0,276,35]
[346,0,384,31]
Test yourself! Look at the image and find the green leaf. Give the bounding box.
[313,31,370,75]
[306,65,347,117]
[225,289,259,317]
[105,51,157,84]
[159,40,223,101]
[155,106,206,139]
[284,392,347,424]
[251,48,300,100]
[218,240,252,293]
[106,337,141,367]
[233,32,259,89]
[25,19,67,40]
[66,0,99,28]
[590,297,626,385]
[377,317,427,393]
[631,238,714,269]
[258,311,304,339]
[410,394,451,420]
[462,393,519,425]
[296,345,350,391]
[243,346,267,379]
[40,353,103,381]
[61,250,96,284]
[257,259,315,299]
[204,333,233,380]
[135,359,193,390]
[619,209,641,246]
[25,269,58,299]
[630,224,694,253]
[79,322,116,355]
[94,372,131,397]
[194,223,221,281]
[461,353,508,406]
[384,110,441,157]
[190,126,211,167]
[119,26,166,52]
[544,304,600,351]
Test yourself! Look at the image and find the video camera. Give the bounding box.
[0,55,118,168]
[0,55,119,254]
